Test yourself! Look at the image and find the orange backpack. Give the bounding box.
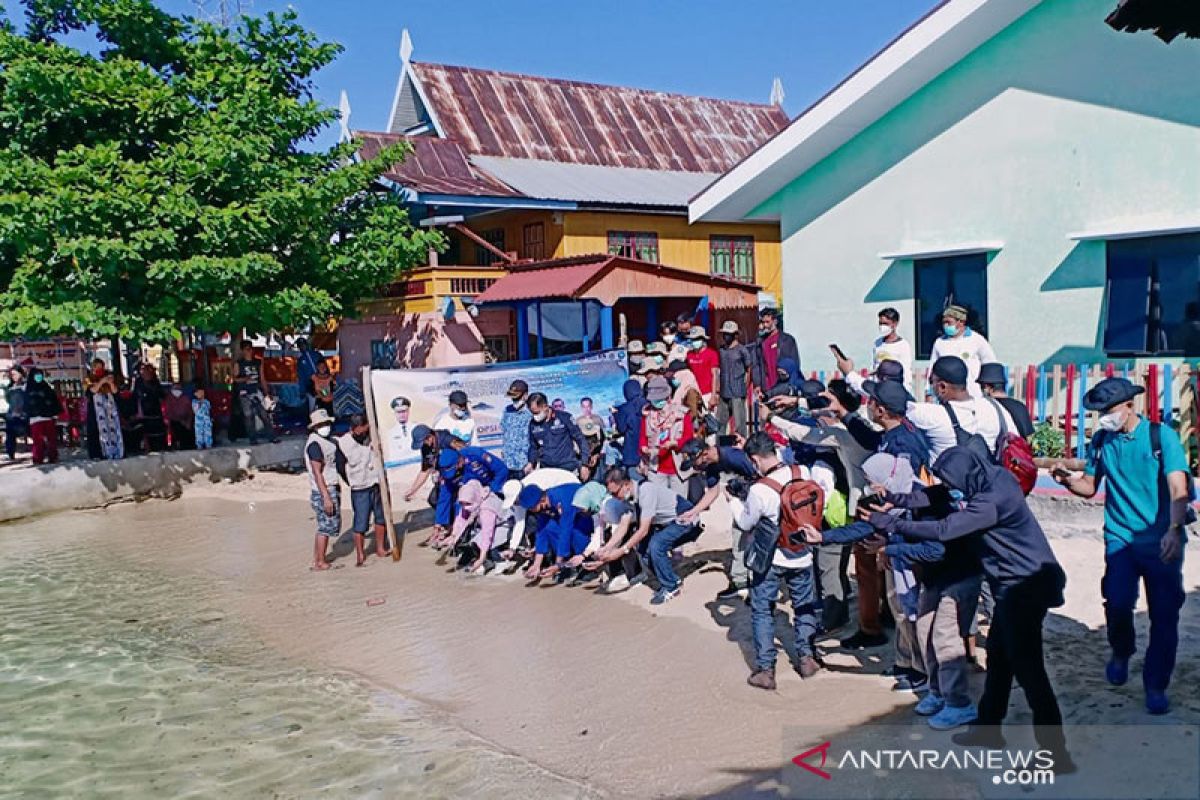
[758,465,825,553]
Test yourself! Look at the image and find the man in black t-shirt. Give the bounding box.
[234,339,278,444]
[977,363,1035,439]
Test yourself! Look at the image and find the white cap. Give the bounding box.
[501,479,523,510]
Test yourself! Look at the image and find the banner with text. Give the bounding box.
[369,349,629,500]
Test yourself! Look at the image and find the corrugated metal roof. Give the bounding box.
[474,254,760,307]
[469,156,719,206]
[355,132,519,197]
[410,62,790,173]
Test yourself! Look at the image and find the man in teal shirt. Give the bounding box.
[1052,378,1189,715]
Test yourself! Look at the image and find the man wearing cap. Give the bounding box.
[501,380,533,473]
[717,320,752,438]
[753,307,800,394]
[639,342,669,382]
[433,389,476,446]
[844,380,932,474]
[915,356,1014,460]
[386,396,417,465]
[929,305,996,398]
[625,340,646,374]
[514,480,589,581]
[872,308,913,391]
[977,364,1034,439]
[676,438,760,599]
[303,409,345,571]
[685,327,720,410]
[4,365,28,460]
[527,392,588,473]
[1052,377,1190,715]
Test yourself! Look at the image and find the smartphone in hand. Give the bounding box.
[828,343,848,361]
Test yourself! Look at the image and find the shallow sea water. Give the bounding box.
[0,548,591,799]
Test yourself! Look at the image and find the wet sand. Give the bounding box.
[6,473,1200,798]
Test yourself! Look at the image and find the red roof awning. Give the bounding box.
[474,255,759,308]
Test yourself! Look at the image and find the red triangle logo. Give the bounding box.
[792,741,832,780]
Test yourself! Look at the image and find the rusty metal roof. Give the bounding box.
[474,254,759,308]
[355,131,520,197]
[410,62,790,174]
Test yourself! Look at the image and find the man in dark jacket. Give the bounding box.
[751,308,801,393]
[527,392,588,473]
[4,365,28,460]
[844,379,932,473]
[25,367,63,464]
[866,447,1073,770]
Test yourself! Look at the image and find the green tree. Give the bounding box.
[0,0,440,342]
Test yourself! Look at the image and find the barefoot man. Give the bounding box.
[304,409,344,570]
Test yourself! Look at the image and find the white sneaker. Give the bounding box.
[605,575,631,594]
[491,559,514,574]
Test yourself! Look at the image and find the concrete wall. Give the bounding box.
[767,0,1200,370]
[0,439,304,523]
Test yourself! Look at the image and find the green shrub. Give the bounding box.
[1030,422,1066,459]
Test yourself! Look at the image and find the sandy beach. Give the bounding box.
[5,472,1200,798]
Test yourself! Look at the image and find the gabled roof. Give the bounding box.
[1106,0,1200,43]
[468,157,720,207]
[355,132,520,198]
[389,60,789,174]
[689,0,1040,223]
[474,254,759,308]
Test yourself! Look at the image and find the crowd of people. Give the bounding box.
[317,302,1191,772]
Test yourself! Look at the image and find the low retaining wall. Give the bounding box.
[0,440,304,523]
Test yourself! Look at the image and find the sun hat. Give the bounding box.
[307,409,333,430]
[410,423,432,450]
[1083,377,1145,412]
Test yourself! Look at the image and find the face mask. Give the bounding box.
[629,356,644,367]
[758,327,770,339]
[691,340,704,350]
[533,410,548,422]
[353,431,370,444]
[942,324,959,337]
[316,424,332,438]
[1098,409,1126,432]
[878,324,894,337]
[949,488,965,503]
[170,388,182,397]
[669,378,680,388]
[722,334,735,345]
[511,397,526,408]
[452,407,468,420]
[650,399,666,410]
[662,335,675,345]
[33,374,44,383]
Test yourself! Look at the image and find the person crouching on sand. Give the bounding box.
[304,409,344,571]
[336,414,391,566]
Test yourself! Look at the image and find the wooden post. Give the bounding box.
[362,366,402,561]
[1064,364,1075,442]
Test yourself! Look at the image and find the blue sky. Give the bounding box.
[5,0,936,148]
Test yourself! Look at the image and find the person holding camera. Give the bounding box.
[729,432,825,690]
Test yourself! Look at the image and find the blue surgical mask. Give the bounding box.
[942,324,959,337]
[650,398,666,410]
[33,374,44,383]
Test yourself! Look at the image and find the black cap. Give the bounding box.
[827,379,862,414]
[410,424,433,450]
[875,360,905,383]
[930,356,968,386]
[976,363,1007,387]
[864,380,913,415]
[507,379,528,397]
[798,379,825,399]
[448,390,468,406]
[1083,377,1145,412]
[666,359,688,374]
[679,438,708,471]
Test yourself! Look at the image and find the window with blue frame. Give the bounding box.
[1104,233,1200,356]
[913,253,989,359]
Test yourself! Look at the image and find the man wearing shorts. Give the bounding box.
[304,409,344,570]
[338,414,391,566]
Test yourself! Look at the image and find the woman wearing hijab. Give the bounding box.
[25,367,63,465]
[863,446,1073,770]
[613,379,646,480]
[84,359,124,460]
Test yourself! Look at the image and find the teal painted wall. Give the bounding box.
[768,0,1200,371]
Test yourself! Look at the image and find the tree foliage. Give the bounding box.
[0,0,440,341]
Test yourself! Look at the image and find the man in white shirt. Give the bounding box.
[432,389,477,446]
[907,356,1015,460]
[728,432,824,690]
[872,307,913,391]
[928,305,996,398]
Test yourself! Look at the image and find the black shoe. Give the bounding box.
[952,725,1007,749]
[716,582,748,600]
[839,631,888,649]
[554,567,576,585]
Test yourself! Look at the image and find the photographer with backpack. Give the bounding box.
[729,432,828,690]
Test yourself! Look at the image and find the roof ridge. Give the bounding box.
[412,60,787,112]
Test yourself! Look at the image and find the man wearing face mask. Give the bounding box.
[871,308,913,392]
[928,305,996,398]
[685,327,720,411]
[337,414,391,566]
[716,320,752,438]
[501,380,532,473]
[625,340,646,375]
[1052,377,1190,716]
[907,357,1012,461]
[526,391,588,474]
[660,321,688,364]
[304,409,346,571]
[434,389,477,446]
